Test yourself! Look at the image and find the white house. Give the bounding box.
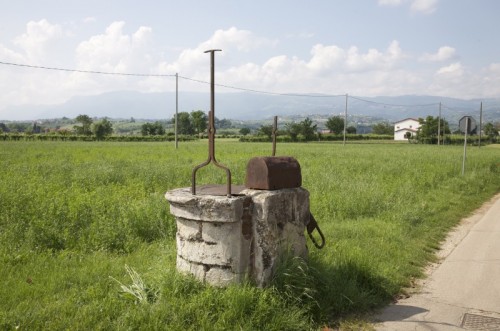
[394,118,420,140]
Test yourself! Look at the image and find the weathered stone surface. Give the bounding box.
[176,255,205,280]
[201,220,239,244]
[177,256,243,286]
[241,188,309,286]
[165,188,248,223]
[205,266,242,286]
[176,217,201,241]
[165,186,310,287]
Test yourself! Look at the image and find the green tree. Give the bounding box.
[416,116,450,144]
[346,126,357,134]
[141,123,152,136]
[215,118,232,129]
[0,123,9,133]
[372,122,393,135]
[258,124,273,139]
[74,115,93,135]
[326,116,344,134]
[285,122,301,141]
[141,122,165,136]
[191,110,208,135]
[285,118,317,141]
[154,122,165,135]
[92,118,113,140]
[239,127,251,136]
[299,117,318,140]
[483,122,499,142]
[7,122,30,133]
[173,112,194,135]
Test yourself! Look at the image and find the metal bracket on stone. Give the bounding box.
[191,49,233,198]
[307,213,325,249]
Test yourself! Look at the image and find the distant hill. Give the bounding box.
[2,91,499,127]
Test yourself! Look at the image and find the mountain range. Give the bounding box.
[2,91,500,126]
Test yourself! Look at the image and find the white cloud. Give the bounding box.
[489,63,500,73]
[0,20,74,108]
[13,19,64,62]
[199,27,275,53]
[2,22,500,117]
[307,40,403,73]
[0,43,25,62]
[378,0,404,6]
[138,26,277,91]
[75,21,153,73]
[436,62,463,76]
[307,44,345,72]
[378,0,438,14]
[410,0,438,14]
[420,46,456,62]
[428,62,494,98]
[481,64,500,96]
[215,40,408,96]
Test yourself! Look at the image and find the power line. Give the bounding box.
[0,60,465,108]
[1,60,346,98]
[178,75,345,98]
[0,60,176,77]
[349,95,440,108]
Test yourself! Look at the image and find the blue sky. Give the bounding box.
[1,0,499,118]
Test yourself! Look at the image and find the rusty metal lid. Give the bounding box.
[245,156,302,190]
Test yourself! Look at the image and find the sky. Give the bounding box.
[1,0,499,119]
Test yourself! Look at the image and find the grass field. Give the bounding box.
[1,141,499,330]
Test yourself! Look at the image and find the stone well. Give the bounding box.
[165,186,309,287]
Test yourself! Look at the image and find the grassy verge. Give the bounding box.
[1,141,499,330]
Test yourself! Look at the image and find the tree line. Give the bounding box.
[253,116,391,142]
[2,112,498,144]
[73,115,113,140]
[413,116,499,144]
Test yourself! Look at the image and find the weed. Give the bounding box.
[110,265,158,304]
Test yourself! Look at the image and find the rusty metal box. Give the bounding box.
[245,156,302,190]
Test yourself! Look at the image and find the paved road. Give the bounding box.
[374,193,500,330]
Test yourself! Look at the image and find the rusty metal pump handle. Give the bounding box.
[272,116,277,156]
[191,49,232,198]
[307,213,325,249]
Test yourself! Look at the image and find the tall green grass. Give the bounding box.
[1,141,499,330]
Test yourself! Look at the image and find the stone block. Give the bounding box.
[165,188,247,223]
[241,188,309,286]
[177,235,231,267]
[176,255,205,280]
[176,217,201,241]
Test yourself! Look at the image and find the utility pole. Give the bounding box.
[437,102,441,146]
[442,117,446,145]
[479,101,483,148]
[462,118,469,176]
[175,73,178,149]
[343,93,348,146]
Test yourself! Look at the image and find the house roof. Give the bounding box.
[394,118,419,124]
